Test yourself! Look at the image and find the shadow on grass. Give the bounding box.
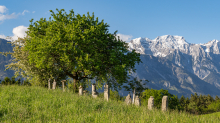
[0,109,7,119]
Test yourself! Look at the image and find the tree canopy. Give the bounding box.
[2,8,142,92]
[0,36,67,87]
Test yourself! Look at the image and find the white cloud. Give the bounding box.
[32,11,35,13]
[11,26,28,41]
[0,12,18,21]
[0,6,18,22]
[0,34,6,39]
[0,34,14,41]
[115,33,133,43]
[22,10,29,15]
[0,6,32,23]
[0,5,7,13]
[0,25,28,41]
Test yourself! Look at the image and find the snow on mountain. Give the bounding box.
[127,35,220,98]
[128,35,220,57]
[128,35,191,57]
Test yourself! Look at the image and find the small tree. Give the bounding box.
[123,75,149,104]
[179,95,186,111]
[1,77,11,85]
[215,95,220,101]
[141,88,180,110]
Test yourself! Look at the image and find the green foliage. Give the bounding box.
[20,8,141,92]
[0,76,31,86]
[1,77,11,85]
[179,95,186,111]
[0,36,67,87]
[215,95,220,101]
[123,75,149,96]
[1,8,142,94]
[140,88,180,110]
[207,100,220,112]
[140,89,220,115]
[182,93,219,115]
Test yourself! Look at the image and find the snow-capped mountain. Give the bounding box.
[127,35,220,98]
[128,35,190,57]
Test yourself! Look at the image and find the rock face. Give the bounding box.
[127,35,220,98]
[0,38,14,80]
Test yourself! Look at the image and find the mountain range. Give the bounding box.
[125,35,220,98]
[0,38,14,80]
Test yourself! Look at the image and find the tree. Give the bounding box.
[215,95,220,101]
[1,77,11,85]
[205,94,214,105]
[184,97,190,112]
[0,36,68,87]
[179,95,185,110]
[0,76,28,86]
[21,8,142,92]
[123,75,149,104]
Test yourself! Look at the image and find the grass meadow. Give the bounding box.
[0,85,220,122]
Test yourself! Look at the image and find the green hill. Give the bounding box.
[0,85,219,122]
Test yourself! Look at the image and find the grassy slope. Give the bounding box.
[0,85,220,123]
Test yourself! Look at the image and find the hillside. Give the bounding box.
[0,85,220,122]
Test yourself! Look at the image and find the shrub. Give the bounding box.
[140,88,181,110]
[207,100,220,112]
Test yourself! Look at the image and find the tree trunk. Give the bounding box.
[73,72,77,93]
[73,78,76,93]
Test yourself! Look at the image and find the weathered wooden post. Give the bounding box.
[148,96,154,110]
[132,88,136,104]
[125,94,132,105]
[61,80,66,92]
[48,78,52,90]
[92,83,98,98]
[134,95,141,106]
[52,79,56,90]
[162,96,168,112]
[79,85,83,96]
[104,83,109,101]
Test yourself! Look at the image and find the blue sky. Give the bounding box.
[0,0,220,44]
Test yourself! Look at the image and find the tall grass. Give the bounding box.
[0,85,220,122]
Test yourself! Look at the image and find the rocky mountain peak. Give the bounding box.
[126,35,220,98]
[128,35,190,57]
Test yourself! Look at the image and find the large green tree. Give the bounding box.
[3,8,142,92]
